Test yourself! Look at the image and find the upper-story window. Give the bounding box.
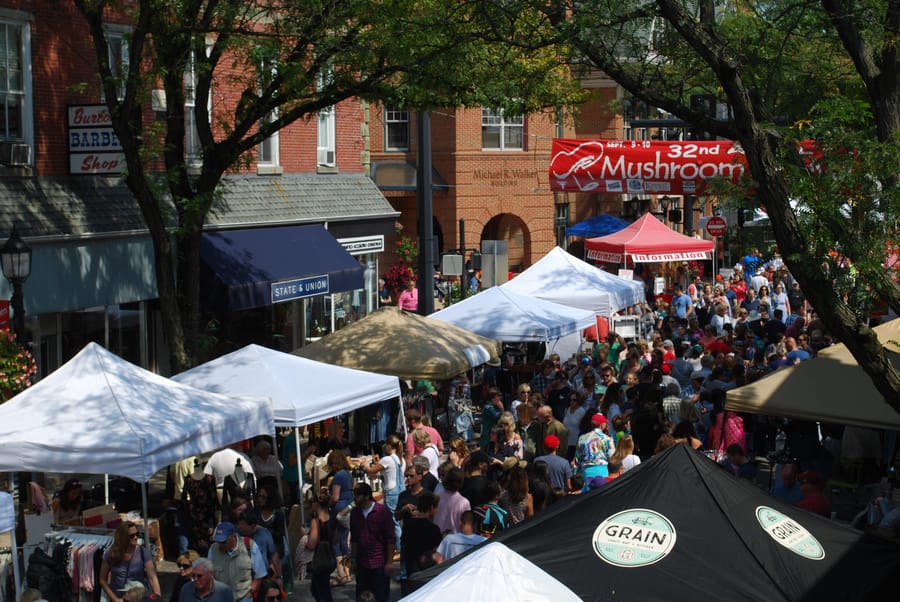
[104,26,130,101]
[258,109,279,168]
[0,13,32,165]
[317,70,335,168]
[384,107,409,151]
[482,108,523,151]
[0,17,29,142]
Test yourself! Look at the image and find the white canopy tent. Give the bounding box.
[173,344,401,428]
[430,287,597,341]
[502,246,644,316]
[0,493,21,602]
[0,342,275,482]
[173,344,402,522]
[400,542,580,602]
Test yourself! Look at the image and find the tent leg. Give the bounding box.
[294,427,305,525]
[141,482,151,555]
[9,482,21,602]
[271,433,286,510]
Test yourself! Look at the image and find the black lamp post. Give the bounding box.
[653,195,670,221]
[1,225,32,340]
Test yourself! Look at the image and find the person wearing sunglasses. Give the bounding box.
[180,558,233,602]
[169,550,199,602]
[100,521,161,602]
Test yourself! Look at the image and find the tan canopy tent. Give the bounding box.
[293,306,501,380]
[726,319,900,429]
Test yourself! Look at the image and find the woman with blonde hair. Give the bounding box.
[447,435,470,468]
[497,412,523,460]
[100,521,161,602]
[511,383,531,420]
[609,436,641,472]
[413,428,441,479]
[169,550,200,602]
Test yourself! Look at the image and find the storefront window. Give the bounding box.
[36,304,145,377]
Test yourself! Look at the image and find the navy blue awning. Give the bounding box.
[201,225,364,311]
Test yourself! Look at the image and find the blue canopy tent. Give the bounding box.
[566,213,629,238]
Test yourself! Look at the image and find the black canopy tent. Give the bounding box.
[410,445,900,601]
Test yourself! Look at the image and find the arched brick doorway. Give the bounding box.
[482,213,530,273]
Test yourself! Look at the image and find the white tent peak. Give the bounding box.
[502,246,644,316]
[430,286,596,341]
[174,343,400,427]
[400,541,580,602]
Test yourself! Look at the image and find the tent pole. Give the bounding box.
[10,516,20,602]
[7,485,21,602]
[271,431,286,510]
[294,427,306,525]
[141,481,151,555]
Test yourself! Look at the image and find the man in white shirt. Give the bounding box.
[435,511,486,562]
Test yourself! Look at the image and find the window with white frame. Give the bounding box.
[0,17,29,144]
[104,26,130,101]
[384,107,409,151]
[482,108,523,150]
[259,109,279,167]
[317,106,335,167]
[317,69,336,167]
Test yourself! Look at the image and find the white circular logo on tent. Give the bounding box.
[756,505,825,560]
[592,508,677,567]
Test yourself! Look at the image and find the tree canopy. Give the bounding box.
[546,0,900,408]
[72,0,585,371]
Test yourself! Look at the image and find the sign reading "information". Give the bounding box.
[271,275,330,303]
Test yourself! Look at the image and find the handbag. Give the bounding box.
[310,540,336,576]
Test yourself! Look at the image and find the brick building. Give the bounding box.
[367,77,627,285]
[0,1,397,375]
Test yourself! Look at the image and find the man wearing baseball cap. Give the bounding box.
[575,413,616,480]
[207,521,267,601]
[533,434,573,492]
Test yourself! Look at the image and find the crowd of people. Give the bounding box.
[32,250,878,602]
[285,252,860,602]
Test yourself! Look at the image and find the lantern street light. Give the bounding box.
[653,195,670,221]
[0,225,32,340]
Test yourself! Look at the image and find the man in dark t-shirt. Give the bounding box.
[460,451,492,508]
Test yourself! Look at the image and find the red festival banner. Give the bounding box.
[0,300,9,331]
[549,138,747,195]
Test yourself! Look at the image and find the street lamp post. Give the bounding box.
[0,225,32,340]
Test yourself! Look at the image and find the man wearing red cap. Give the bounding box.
[575,413,616,480]
[797,471,832,518]
[533,435,573,492]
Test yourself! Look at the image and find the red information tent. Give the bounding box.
[584,213,714,265]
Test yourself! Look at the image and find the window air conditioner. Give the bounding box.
[0,142,31,166]
[317,148,335,166]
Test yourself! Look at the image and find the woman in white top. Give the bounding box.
[709,303,731,337]
[770,283,791,321]
[610,435,642,472]
[563,393,587,460]
[250,439,282,489]
[364,434,406,517]
[413,428,441,479]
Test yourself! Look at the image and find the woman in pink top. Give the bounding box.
[397,279,418,311]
